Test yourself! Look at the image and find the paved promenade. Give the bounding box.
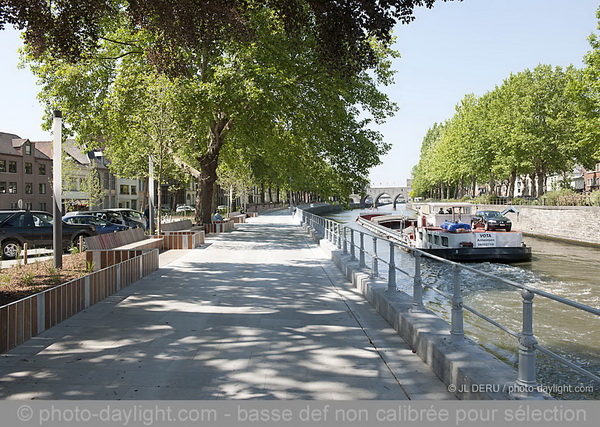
[0,212,453,400]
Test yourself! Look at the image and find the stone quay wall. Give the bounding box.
[477,205,600,246]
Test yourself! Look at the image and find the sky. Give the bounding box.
[1,0,599,188]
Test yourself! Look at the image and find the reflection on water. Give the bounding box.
[325,205,600,399]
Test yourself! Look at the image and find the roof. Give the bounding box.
[0,132,51,160]
[33,139,91,165]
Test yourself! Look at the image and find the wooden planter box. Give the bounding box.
[0,249,159,354]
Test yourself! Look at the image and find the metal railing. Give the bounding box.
[296,208,600,395]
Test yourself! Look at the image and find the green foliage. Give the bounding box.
[22,272,34,286]
[542,189,587,206]
[24,5,396,222]
[412,64,592,199]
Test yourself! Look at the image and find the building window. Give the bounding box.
[103,173,109,189]
[25,182,33,194]
[0,160,5,172]
[8,182,17,194]
[131,185,137,195]
[9,202,17,209]
[25,143,32,155]
[120,185,130,195]
[39,164,46,175]
[39,202,46,211]
[25,162,32,174]
[110,175,116,190]
[25,202,33,210]
[8,161,17,173]
[39,183,47,194]
[0,182,5,193]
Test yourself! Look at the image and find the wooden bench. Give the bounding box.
[85,228,164,251]
[227,211,247,224]
[204,219,234,234]
[84,228,163,271]
[159,219,205,249]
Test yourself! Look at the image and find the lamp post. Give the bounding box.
[52,110,63,268]
[148,155,155,235]
[289,177,293,214]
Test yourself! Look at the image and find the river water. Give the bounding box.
[324,205,600,400]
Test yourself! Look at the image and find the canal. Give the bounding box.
[324,205,600,400]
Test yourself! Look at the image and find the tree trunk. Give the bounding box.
[536,166,546,198]
[508,170,517,199]
[489,173,496,196]
[193,114,231,225]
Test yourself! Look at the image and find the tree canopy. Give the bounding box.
[23,3,403,222]
[3,0,455,77]
[411,64,591,199]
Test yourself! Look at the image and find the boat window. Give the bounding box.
[419,232,423,240]
[434,235,440,245]
[441,237,449,247]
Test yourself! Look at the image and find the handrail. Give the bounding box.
[296,208,600,394]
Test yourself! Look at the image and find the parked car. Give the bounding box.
[0,210,97,259]
[175,205,195,213]
[471,210,512,231]
[64,210,128,229]
[63,215,127,234]
[106,208,146,230]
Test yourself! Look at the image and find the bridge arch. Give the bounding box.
[358,187,411,209]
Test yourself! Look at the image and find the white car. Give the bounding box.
[176,205,196,213]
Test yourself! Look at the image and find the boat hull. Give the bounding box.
[419,246,532,263]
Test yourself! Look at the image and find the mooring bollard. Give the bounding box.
[388,241,396,289]
[450,264,464,339]
[516,289,538,393]
[411,251,424,311]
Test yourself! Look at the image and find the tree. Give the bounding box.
[2,0,457,77]
[25,6,396,223]
[578,7,600,163]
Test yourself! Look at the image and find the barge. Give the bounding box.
[357,203,532,263]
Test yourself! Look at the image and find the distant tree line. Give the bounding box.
[411,10,600,200]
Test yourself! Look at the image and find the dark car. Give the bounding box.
[64,210,129,229]
[471,210,512,232]
[63,215,127,234]
[0,210,97,259]
[106,208,146,230]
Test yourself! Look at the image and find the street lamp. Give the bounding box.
[53,110,63,268]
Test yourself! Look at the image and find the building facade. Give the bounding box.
[0,132,53,211]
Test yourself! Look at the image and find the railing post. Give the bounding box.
[450,264,464,339]
[411,251,424,311]
[350,229,356,260]
[388,241,396,289]
[337,223,342,249]
[516,289,538,395]
[342,226,348,255]
[359,231,365,268]
[372,236,379,277]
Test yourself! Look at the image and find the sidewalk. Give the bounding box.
[0,212,454,400]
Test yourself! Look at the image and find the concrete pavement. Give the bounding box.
[0,211,454,400]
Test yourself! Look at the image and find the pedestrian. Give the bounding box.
[213,210,223,222]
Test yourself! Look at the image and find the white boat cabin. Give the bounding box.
[413,202,474,228]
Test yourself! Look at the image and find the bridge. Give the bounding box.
[350,186,411,208]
